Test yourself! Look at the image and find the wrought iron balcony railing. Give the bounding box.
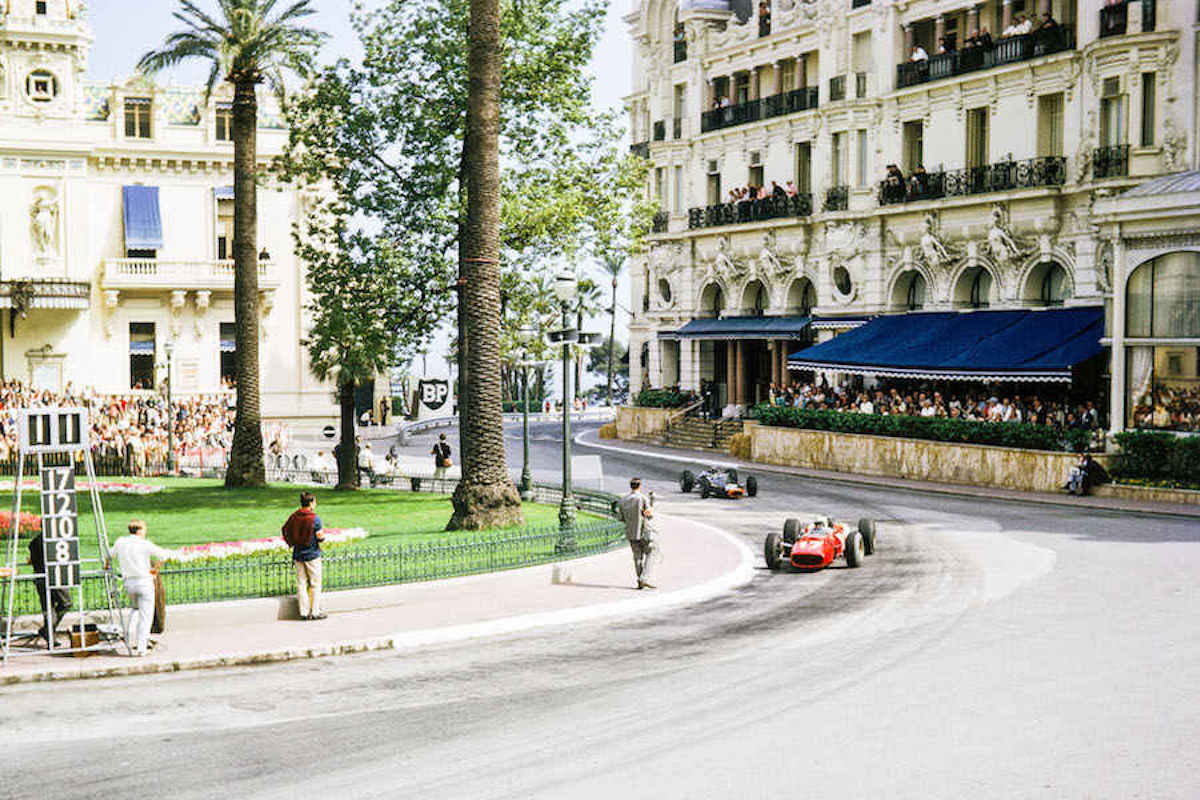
[824,185,849,212]
[652,120,666,141]
[652,211,670,233]
[762,86,819,119]
[702,88,818,134]
[686,193,813,230]
[629,141,650,158]
[1093,145,1130,179]
[877,156,1067,206]
[674,38,687,63]
[896,27,1075,89]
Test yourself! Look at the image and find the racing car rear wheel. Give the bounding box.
[680,470,695,493]
[764,532,783,570]
[698,478,711,499]
[845,530,865,568]
[745,475,758,497]
[857,518,877,555]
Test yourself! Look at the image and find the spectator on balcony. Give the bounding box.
[909,43,929,62]
[908,165,930,197]
[771,181,786,199]
[883,164,906,203]
[1037,12,1058,31]
[784,180,798,197]
[936,36,955,54]
[978,28,993,48]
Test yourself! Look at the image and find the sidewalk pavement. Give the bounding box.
[1,515,752,685]
[579,431,1200,519]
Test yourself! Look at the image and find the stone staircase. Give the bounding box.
[654,417,743,452]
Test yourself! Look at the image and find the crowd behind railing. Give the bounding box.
[1129,386,1200,433]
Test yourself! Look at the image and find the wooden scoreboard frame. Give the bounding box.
[2,408,125,663]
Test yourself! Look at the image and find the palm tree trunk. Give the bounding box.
[449,0,521,530]
[607,277,617,407]
[224,76,266,488]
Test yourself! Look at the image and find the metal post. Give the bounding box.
[166,345,175,474]
[520,364,532,500]
[557,301,576,546]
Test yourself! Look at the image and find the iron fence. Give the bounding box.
[629,141,650,158]
[824,185,849,212]
[1093,145,1130,179]
[3,479,625,616]
[687,193,813,230]
[652,211,670,233]
[878,156,1065,206]
[896,27,1075,89]
[761,86,818,119]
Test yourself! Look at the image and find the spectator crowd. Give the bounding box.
[1129,385,1200,432]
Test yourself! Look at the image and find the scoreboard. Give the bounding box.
[40,466,80,588]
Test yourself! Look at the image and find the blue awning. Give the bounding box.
[122,185,164,250]
[788,307,1105,383]
[129,340,155,355]
[213,185,235,200]
[664,315,812,340]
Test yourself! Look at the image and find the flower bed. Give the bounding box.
[0,480,164,495]
[0,511,41,539]
[165,527,369,565]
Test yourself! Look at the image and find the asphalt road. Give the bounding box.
[1,421,1197,799]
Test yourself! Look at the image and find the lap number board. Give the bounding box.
[40,466,80,588]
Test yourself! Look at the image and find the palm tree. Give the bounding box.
[598,254,625,407]
[449,0,523,530]
[138,0,323,488]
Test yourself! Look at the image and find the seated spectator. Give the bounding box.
[909,44,929,62]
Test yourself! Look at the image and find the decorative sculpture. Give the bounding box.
[985,205,1028,265]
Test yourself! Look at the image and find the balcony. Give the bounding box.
[673,118,682,139]
[701,87,818,134]
[101,258,278,291]
[829,75,846,102]
[896,27,1075,90]
[653,120,666,142]
[674,38,687,63]
[1101,1,1156,37]
[1093,145,1130,179]
[762,87,819,119]
[687,194,813,230]
[877,156,1067,206]
[630,141,650,158]
[652,211,670,233]
[824,186,849,212]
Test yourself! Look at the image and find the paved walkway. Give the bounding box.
[580,431,1200,519]
[1,515,751,684]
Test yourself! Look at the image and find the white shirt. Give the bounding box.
[111,535,174,581]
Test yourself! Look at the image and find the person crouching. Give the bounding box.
[282,491,326,620]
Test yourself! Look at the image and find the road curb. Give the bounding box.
[575,430,1200,519]
[0,517,754,685]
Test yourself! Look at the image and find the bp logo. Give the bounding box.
[418,379,450,411]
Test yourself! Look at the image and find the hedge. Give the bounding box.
[1113,431,1200,484]
[751,404,1094,453]
[635,388,698,408]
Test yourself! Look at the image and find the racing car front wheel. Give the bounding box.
[783,518,802,543]
[857,518,877,555]
[698,478,711,499]
[764,532,783,570]
[680,470,695,493]
[745,475,758,497]
[845,530,865,568]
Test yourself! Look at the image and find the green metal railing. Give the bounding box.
[4,479,625,616]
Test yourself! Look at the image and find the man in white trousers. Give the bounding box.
[108,519,176,656]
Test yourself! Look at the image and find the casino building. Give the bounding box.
[625,0,1200,435]
[0,1,339,423]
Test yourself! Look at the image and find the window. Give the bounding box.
[1100,77,1127,147]
[1037,94,1064,158]
[1140,73,1156,147]
[655,167,666,209]
[216,198,234,260]
[1126,252,1200,339]
[129,323,156,390]
[125,97,152,139]
[794,142,812,193]
[855,130,868,187]
[734,73,750,105]
[902,121,924,174]
[905,272,927,310]
[707,161,722,205]
[36,1,47,14]
[215,103,233,141]
[673,166,683,214]
[673,84,686,139]
[966,107,989,169]
[749,151,763,190]
[220,322,237,385]
[779,60,796,93]
[25,70,58,103]
[831,132,846,186]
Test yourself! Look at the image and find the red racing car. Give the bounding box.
[764,516,877,571]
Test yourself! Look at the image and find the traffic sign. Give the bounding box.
[322,425,336,439]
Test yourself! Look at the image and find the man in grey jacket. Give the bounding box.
[618,477,656,590]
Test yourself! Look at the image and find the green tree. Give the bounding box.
[138,0,324,489]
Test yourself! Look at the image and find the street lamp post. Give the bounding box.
[554,271,577,543]
[517,326,537,501]
[164,341,175,474]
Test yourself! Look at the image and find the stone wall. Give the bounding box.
[745,422,1116,494]
[1094,483,1200,506]
[615,406,676,440]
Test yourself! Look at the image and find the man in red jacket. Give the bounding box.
[281,492,325,620]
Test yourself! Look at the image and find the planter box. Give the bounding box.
[747,423,1115,494]
[1094,483,1200,506]
[615,406,676,440]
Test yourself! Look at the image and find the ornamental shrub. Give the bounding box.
[635,388,697,408]
[1113,431,1175,479]
[751,404,1085,452]
[1166,436,1200,484]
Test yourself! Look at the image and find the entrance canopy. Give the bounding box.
[788,307,1104,383]
[662,315,812,340]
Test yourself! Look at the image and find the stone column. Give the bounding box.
[1001,0,1013,32]
[903,24,914,55]
[1109,238,1127,437]
[799,53,809,88]
[934,15,945,47]
[1037,0,1050,17]
[750,68,761,101]
[725,341,735,407]
[779,340,790,385]
[967,5,980,34]
[769,341,780,385]
[735,340,747,404]
[774,60,785,96]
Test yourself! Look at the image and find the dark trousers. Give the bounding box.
[34,580,71,643]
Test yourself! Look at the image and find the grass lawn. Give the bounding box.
[3,477,573,561]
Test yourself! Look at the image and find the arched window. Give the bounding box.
[1024,261,1071,306]
[787,278,816,316]
[1126,252,1200,337]
[955,266,993,308]
[700,283,725,317]
[743,280,768,316]
[892,270,926,310]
